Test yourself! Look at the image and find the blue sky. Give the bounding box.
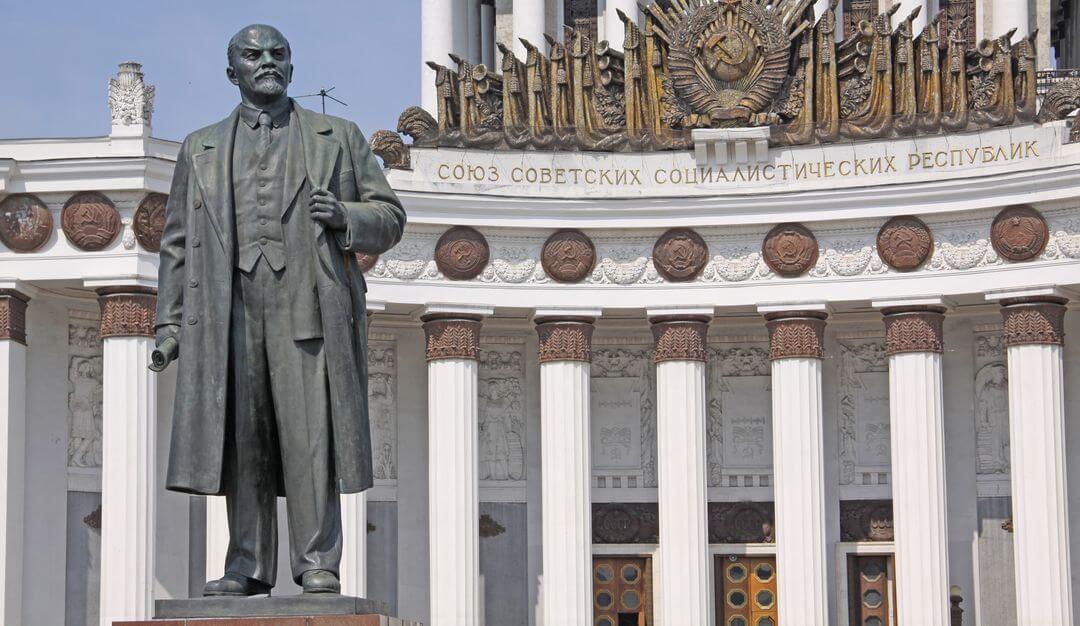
[0,1,421,142]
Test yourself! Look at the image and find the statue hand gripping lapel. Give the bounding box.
[151,24,406,597]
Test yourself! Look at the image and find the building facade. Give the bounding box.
[3,2,1080,626]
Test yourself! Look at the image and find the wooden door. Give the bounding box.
[593,557,651,626]
[715,555,778,626]
[847,555,895,626]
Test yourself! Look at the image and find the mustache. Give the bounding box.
[255,69,284,80]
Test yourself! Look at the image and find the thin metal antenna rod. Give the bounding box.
[295,86,349,114]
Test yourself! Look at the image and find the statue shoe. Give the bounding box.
[203,572,272,597]
[301,569,341,594]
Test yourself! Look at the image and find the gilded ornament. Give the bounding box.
[877,216,933,271]
[422,315,483,360]
[97,288,157,338]
[651,316,710,363]
[370,130,410,170]
[434,226,490,280]
[1000,297,1067,347]
[133,193,167,253]
[990,205,1048,261]
[0,290,29,345]
[762,223,818,277]
[61,191,121,251]
[541,229,596,283]
[536,318,595,363]
[882,307,946,355]
[765,311,827,360]
[652,228,708,282]
[0,193,53,252]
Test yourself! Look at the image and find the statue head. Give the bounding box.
[226,24,293,106]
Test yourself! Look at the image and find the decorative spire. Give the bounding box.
[108,61,155,134]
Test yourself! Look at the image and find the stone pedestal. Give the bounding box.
[121,619,418,626]
[116,596,418,626]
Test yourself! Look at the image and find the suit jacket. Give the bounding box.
[156,100,406,495]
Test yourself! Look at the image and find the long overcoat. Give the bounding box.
[155,101,406,496]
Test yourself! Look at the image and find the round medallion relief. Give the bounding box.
[762,223,818,277]
[61,191,121,251]
[434,225,489,280]
[652,228,708,282]
[133,193,168,253]
[877,215,933,271]
[355,253,379,273]
[0,193,53,252]
[991,205,1049,261]
[541,229,596,282]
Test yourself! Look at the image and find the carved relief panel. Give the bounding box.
[706,342,773,488]
[367,337,398,481]
[974,328,1010,488]
[68,313,103,470]
[479,341,527,482]
[838,339,891,486]
[591,343,658,488]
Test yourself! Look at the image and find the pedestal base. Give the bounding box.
[115,596,420,625]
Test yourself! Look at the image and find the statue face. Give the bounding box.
[227,25,293,104]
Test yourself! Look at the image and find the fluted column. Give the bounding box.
[423,307,490,626]
[649,310,712,626]
[877,300,951,626]
[0,288,28,626]
[988,290,1074,626]
[993,0,1029,37]
[422,0,459,114]
[205,496,228,583]
[535,312,598,626]
[514,0,546,57]
[605,0,639,50]
[96,287,158,626]
[761,306,829,626]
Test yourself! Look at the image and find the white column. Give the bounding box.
[340,491,368,597]
[875,300,952,626]
[605,0,638,49]
[535,312,599,626]
[649,310,713,626]
[993,0,1030,37]
[514,0,547,58]
[205,496,229,583]
[761,305,829,626]
[96,288,158,626]
[481,0,496,67]
[423,306,491,626]
[422,0,459,114]
[467,0,483,63]
[987,289,1074,626]
[0,288,28,626]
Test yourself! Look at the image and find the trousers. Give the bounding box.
[223,256,341,585]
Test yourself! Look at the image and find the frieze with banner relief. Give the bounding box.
[389,0,1054,155]
[840,499,894,542]
[365,206,1080,288]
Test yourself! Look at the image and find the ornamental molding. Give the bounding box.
[592,501,776,544]
[362,206,1080,289]
[61,191,121,252]
[108,62,155,127]
[1000,297,1068,347]
[765,311,827,360]
[536,318,595,363]
[651,317,710,363]
[0,290,30,344]
[592,503,659,544]
[96,288,156,338]
[707,502,776,544]
[882,307,946,355]
[422,315,483,360]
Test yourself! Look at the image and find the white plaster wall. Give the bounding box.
[23,293,76,625]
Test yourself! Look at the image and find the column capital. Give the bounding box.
[649,315,710,363]
[763,310,828,361]
[0,289,30,345]
[881,306,947,356]
[536,317,595,364]
[998,297,1069,347]
[422,314,484,361]
[96,287,156,339]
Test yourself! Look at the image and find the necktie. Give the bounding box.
[257,111,272,154]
